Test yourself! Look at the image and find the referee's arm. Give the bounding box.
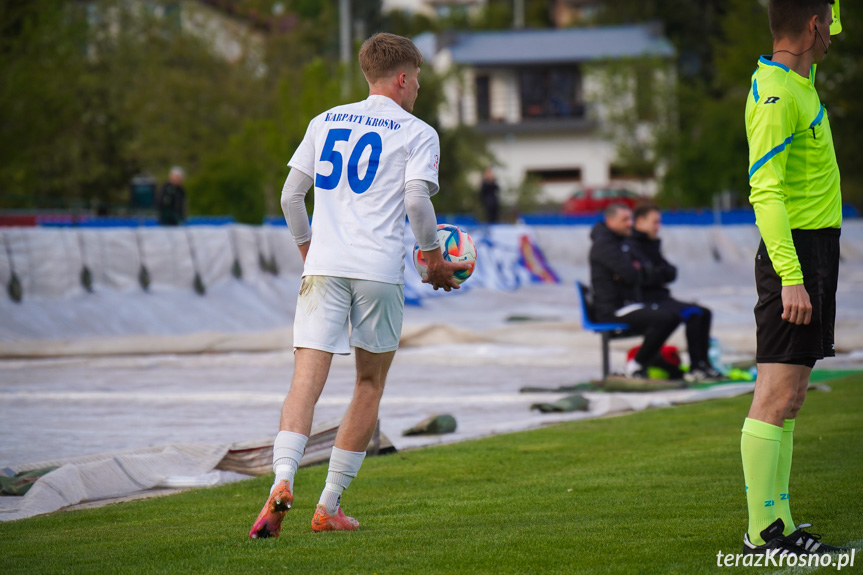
[747,88,812,325]
[747,87,803,287]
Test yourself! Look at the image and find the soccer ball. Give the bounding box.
[413,224,477,285]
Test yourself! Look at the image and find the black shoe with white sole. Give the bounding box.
[685,365,727,383]
[702,365,727,380]
[742,518,808,556]
[784,523,850,554]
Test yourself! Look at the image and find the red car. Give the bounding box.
[562,188,641,214]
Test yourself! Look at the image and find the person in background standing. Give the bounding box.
[479,167,500,224]
[158,166,186,226]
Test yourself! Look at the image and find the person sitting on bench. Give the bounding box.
[588,203,680,380]
[626,204,724,382]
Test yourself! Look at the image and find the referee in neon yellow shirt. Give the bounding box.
[740,0,849,556]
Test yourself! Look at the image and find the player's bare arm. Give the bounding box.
[297,241,310,262]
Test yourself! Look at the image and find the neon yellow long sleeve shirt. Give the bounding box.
[745,56,842,286]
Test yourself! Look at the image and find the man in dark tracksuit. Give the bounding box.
[626,204,722,382]
[158,166,186,226]
[588,203,680,379]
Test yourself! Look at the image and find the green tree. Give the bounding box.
[587,57,677,192]
[0,1,89,209]
[0,0,266,212]
[189,57,364,223]
[818,6,863,209]
[596,0,730,86]
[410,67,493,215]
[661,0,770,207]
[597,0,863,209]
[0,0,489,220]
[595,0,744,206]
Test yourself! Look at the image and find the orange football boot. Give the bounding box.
[249,480,293,539]
[311,505,359,532]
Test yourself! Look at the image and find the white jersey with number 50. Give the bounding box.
[288,95,440,285]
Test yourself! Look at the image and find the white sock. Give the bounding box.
[272,430,307,493]
[318,447,366,514]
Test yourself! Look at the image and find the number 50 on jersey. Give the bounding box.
[315,129,383,195]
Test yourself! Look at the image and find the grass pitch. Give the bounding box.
[2,375,861,574]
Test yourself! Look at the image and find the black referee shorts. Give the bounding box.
[754,228,840,364]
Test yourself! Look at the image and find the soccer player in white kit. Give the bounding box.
[250,33,469,538]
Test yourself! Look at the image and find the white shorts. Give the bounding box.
[293,275,404,355]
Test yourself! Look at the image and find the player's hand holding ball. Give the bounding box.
[414,224,477,291]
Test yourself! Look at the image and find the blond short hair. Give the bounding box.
[358,33,423,84]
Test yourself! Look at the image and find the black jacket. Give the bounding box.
[480,180,499,204]
[625,229,677,303]
[158,183,186,226]
[588,222,641,319]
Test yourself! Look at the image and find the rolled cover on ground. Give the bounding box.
[598,377,686,392]
[402,414,457,436]
[218,419,395,476]
[520,382,595,393]
[530,394,590,413]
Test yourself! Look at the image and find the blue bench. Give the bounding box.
[576,281,644,380]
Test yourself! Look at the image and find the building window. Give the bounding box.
[519,66,584,120]
[528,168,582,183]
[475,75,490,122]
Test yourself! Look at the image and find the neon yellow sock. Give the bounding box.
[741,417,783,545]
[774,419,796,535]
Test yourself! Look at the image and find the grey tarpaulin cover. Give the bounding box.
[0,444,227,521]
[0,419,396,521]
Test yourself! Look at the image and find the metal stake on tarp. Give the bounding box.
[76,231,94,293]
[255,227,278,275]
[229,227,243,280]
[134,228,151,292]
[264,228,279,276]
[3,233,22,303]
[255,228,268,274]
[185,228,206,296]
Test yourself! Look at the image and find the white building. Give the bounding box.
[382,0,486,18]
[419,24,676,204]
[180,1,266,67]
